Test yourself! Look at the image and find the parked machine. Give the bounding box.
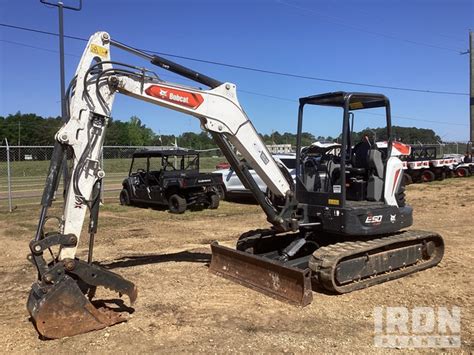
[27,32,444,339]
[400,145,455,183]
[120,149,222,213]
[215,154,296,199]
[454,161,474,177]
[451,143,474,177]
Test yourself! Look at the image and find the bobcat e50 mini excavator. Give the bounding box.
[27,32,444,339]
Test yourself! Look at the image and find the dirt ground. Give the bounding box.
[0,178,472,353]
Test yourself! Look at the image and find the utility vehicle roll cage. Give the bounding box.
[130,149,200,174]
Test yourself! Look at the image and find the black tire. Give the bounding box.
[208,193,220,209]
[119,189,131,206]
[168,194,187,214]
[395,177,406,207]
[217,184,226,200]
[436,170,446,181]
[421,170,435,183]
[403,173,413,185]
[456,167,469,178]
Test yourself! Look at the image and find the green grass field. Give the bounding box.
[0,156,227,210]
[0,156,225,178]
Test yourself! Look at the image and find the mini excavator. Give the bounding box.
[27,32,444,339]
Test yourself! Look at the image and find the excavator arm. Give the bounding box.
[27,31,297,338]
[56,31,296,259]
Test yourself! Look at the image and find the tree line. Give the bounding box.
[1,112,442,148]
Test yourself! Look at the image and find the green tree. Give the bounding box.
[0,113,445,149]
[105,116,156,146]
[0,112,62,145]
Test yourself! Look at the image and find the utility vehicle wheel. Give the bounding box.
[119,189,131,206]
[456,167,469,177]
[403,173,413,185]
[168,194,187,214]
[217,184,226,200]
[421,170,435,183]
[436,171,446,181]
[208,193,220,209]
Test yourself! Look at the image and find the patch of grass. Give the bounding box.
[16,221,37,229]
[0,156,225,179]
[3,227,28,236]
[100,203,133,213]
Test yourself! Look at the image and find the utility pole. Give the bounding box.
[461,30,473,154]
[470,31,473,151]
[40,0,82,195]
[40,0,82,119]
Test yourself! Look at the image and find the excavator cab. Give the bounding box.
[294,92,413,235]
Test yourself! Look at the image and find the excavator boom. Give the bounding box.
[27,31,296,338]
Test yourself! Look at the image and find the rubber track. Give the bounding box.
[308,230,444,294]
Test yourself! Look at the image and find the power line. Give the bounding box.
[0,22,469,96]
[141,50,468,96]
[239,89,296,103]
[276,0,466,53]
[0,31,469,128]
[0,38,468,127]
[361,111,468,126]
[0,23,86,42]
[236,90,469,127]
[0,39,80,57]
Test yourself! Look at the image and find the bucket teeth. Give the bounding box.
[27,276,130,339]
[65,259,138,305]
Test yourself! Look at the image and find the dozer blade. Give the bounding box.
[27,276,129,339]
[209,242,313,306]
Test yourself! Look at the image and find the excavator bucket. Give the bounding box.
[27,276,136,339]
[209,242,313,306]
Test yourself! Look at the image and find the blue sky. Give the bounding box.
[0,0,472,141]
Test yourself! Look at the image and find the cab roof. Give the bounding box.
[299,91,388,110]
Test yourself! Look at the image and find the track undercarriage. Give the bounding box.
[209,229,444,306]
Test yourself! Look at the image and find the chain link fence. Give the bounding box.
[437,142,471,156]
[1,142,470,212]
[0,145,224,212]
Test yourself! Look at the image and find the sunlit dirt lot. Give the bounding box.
[0,177,472,353]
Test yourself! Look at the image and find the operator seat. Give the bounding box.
[366,148,384,201]
[303,159,319,192]
[352,139,371,170]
